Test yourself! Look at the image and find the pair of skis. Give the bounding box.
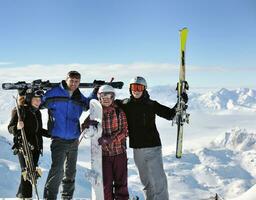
[4,78,123,200]
[2,79,124,90]
[174,28,190,159]
[13,96,40,200]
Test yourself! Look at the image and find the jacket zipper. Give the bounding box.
[32,111,40,151]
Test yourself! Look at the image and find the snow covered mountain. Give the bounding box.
[229,183,256,200]
[1,127,256,199]
[211,128,256,152]
[193,88,256,111]
[165,128,256,200]
[1,86,256,199]
[135,85,256,112]
[1,84,256,112]
[146,86,256,111]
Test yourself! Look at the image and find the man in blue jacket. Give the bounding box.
[43,71,95,200]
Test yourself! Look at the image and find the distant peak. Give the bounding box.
[212,128,256,151]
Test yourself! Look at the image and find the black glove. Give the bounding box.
[98,136,113,146]
[92,80,105,94]
[12,134,22,155]
[18,88,27,96]
[81,117,99,131]
[89,120,99,128]
[181,92,188,104]
[92,85,100,95]
[173,101,188,112]
[172,103,178,110]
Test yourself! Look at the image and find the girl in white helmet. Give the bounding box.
[82,84,129,200]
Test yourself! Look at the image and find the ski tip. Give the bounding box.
[180,27,188,31]
[179,27,188,32]
[176,155,182,159]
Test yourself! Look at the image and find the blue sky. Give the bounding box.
[0,0,255,87]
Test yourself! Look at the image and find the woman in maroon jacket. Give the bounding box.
[8,89,49,199]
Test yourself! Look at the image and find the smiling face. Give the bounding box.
[130,83,145,99]
[66,77,80,92]
[131,90,143,99]
[31,97,41,108]
[98,92,114,107]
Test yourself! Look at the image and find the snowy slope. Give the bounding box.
[229,184,256,200]
[1,86,256,199]
[164,128,256,200]
[1,127,256,199]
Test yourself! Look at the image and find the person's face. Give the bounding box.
[66,77,80,92]
[31,97,41,108]
[132,91,143,99]
[130,84,145,99]
[99,93,114,107]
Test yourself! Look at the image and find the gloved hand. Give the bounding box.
[92,85,101,95]
[98,136,113,146]
[36,167,42,178]
[18,87,27,96]
[172,100,188,113]
[92,80,105,94]
[172,103,178,110]
[81,117,99,131]
[12,134,22,155]
[181,92,188,104]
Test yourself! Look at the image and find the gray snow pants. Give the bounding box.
[43,139,78,200]
[133,146,169,200]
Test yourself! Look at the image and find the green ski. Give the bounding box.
[175,27,189,158]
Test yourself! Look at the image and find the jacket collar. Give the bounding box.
[60,80,82,100]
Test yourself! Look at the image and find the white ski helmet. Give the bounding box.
[98,85,115,98]
[129,76,147,88]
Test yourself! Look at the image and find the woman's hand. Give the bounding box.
[17,121,24,130]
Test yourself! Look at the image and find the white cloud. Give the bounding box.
[189,65,256,72]
[0,62,13,65]
[0,63,180,86]
[0,63,254,87]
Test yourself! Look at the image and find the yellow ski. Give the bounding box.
[175,28,189,158]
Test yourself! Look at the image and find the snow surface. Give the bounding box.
[229,184,256,200]
[0,85,256,199]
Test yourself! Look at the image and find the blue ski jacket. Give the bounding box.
[42,80,95,140]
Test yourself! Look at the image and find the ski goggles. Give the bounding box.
[33,90,44,97]
[26,89,44,97]
[98,92,115,99]
[130,84,145,92]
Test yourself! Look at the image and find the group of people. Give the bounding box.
[8,70,188,200]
